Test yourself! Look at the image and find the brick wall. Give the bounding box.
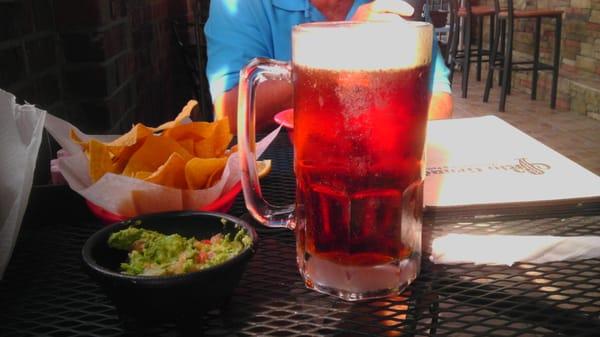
[1,0,207,132]
[0,0,63,118]
[559,0,600,76]
[54,0,206,133]
[0,0,209,183]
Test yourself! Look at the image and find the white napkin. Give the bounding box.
[0,89,46,279]
[44,113,280,217]
[430,234,600,266]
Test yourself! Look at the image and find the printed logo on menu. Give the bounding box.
[426,158,551,176]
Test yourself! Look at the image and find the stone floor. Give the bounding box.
[450,74,600,175]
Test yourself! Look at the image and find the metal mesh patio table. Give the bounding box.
[1,131,599,336]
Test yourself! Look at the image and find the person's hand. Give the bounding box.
[351,0,414,21]
[352,1,454,120]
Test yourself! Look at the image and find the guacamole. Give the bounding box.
[108,226,252,276]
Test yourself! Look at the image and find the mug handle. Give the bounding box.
[237,58,295,229]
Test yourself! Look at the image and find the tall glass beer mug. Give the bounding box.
[238,21,433,301]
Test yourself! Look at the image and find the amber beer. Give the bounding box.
[237,21,433,301]
[292,22,432,299]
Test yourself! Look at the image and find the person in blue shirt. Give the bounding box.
[205,0,453,132]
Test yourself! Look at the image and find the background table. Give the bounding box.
[1,131,600,336]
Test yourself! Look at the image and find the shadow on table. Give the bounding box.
[23,184,93,225]
[430,265,600,336]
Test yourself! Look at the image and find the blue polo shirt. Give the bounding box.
[205,0,451,102]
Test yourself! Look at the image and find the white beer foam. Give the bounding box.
[293,21,432,71]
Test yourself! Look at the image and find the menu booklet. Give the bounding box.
[424,116,600,217]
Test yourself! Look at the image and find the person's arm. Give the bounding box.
[428,92,453,120]
[205,0,290,133]
[213,80,292,134]
[429,38,453,119]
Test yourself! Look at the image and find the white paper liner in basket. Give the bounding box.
[44,113,279,217]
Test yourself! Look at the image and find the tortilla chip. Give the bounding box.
[162,122,216,141]
[194,117,232,158]
[144,153,188,189]
[206,166,226,188]
[176,138,195,155]
[210,117,233,156]
[153,100,197,132]
[70,124,152,160]
[88,139,115,182]
[184,157,228,190]
[122,135,193,177]
[70,129,89,152]
[227,144,238,154]
[111,140,146,173]
[133,171,152,180]
[106,123,153,148]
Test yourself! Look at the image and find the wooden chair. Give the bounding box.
[483,0,563,112]
[447,0,498,98]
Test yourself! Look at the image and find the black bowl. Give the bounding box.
[81,211,257,322]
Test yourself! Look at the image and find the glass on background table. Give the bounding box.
[1,131,600,337]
